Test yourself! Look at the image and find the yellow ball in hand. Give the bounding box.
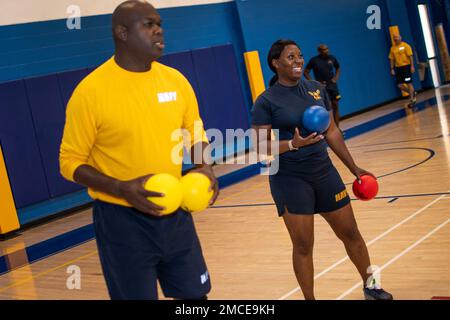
[144,173,183,215]
[180,172,214,212]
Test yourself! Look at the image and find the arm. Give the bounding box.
[332,58,340,83]
[390,59,395,75]
[324,113,375,179]
[60,91,163,216]
[304,68,313,81]
[332,68,340,83]
[410,55,415,73]
[252,124,323,159]
[304,59,314,80]
[389,48,396,75]
[73,165,164,215]
[407,44,415,73]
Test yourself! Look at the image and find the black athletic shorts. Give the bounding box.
[325,82,341,101]
[93,200,211,300]
[395,65,412,84]
[269,160,350,216]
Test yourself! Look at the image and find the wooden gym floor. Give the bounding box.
[0,87,449,300]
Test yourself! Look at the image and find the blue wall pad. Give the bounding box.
[166,51,205,118]
[25,75,82,198]
[235,0,400,116]
[0,80,50,208]
[57,68,93,108]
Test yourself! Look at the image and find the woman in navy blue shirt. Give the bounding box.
[251,39,392,300]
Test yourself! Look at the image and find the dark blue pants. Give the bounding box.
[93,200,211,300]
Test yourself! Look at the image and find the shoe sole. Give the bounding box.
[364,293,377,300]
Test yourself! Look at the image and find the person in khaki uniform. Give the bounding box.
[389,35,417,107]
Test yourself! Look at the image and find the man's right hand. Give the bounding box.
[116,174,165,217]
[391,68,395,76]
[292,127,324,148]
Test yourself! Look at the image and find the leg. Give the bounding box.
[93,201,160,299]
[320,203,371,285]
[408,83,416,103]
[158,210,211,299]
[331,99,340,126]
[282,211,315,300]
[398,83,409,95]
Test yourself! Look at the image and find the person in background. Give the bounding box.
[389,35,417,107]
[304,44,342,127]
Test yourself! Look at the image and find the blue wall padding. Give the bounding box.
[166,51,206,118]
[25,75,82,198]
[235,0,400,116]
[0,80,50,208]
[212,44,250,131]
[191,45,250,140]
[57,68,93,108]
[0,43,249,212]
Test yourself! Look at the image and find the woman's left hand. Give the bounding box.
[352,166,376,182]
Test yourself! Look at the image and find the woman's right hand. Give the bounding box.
[116,174,165,216]
[292,127,324,148]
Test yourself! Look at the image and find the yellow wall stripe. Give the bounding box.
[0,144,20,235]
[244,51,266,102]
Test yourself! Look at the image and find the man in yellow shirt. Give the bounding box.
[60,0,218,300]
[389,35,417,107]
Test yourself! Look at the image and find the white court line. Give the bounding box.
[278,194,447,300]
[336,217,450,300]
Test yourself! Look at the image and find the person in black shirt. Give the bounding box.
[251,39,393,301]
[304,44,341,127]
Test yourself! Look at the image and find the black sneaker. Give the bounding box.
[363,287,394,300]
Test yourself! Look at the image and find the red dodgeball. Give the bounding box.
[352,174,378,201]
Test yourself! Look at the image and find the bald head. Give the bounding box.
[393,35,402,45]
[318,44,329,57]
[112,0,156,41]
[111,0,164,64]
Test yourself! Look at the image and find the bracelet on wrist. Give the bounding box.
[288,140,299,151]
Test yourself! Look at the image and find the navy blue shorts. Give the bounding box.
[395,65,412,84]
[269,164,350,216]
[93,200,211,300]
[325,82,341,101]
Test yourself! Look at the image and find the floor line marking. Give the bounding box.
[336,217,450,300]
[278,194,446,300]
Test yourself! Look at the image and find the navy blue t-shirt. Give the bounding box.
[251,79,332,173]
[305,55,340,83]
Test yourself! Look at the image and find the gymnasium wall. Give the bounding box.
[235,0,406,117]
[1,0,449,217]
[0,0,251,212]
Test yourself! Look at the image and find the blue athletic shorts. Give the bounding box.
[93,200,211,300]
[269,162,350,216]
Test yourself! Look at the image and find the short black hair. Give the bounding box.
[267,39,299,86]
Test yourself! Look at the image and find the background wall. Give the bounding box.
[235,0,413,116]
[1,0,449,214]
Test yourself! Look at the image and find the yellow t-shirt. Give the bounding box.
[389,42,413,67]
[60,57,208,206]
